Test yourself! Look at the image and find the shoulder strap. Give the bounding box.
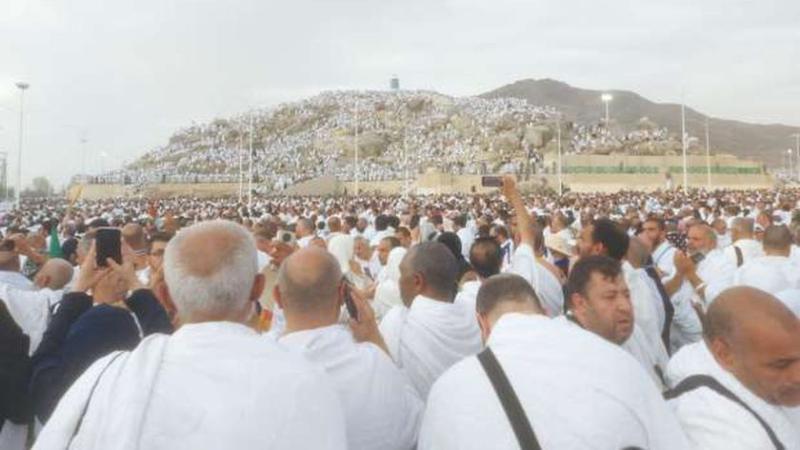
[734,245,743,267]
[478,348,541,450]
[70,351,126,442]
[665,375,784,450]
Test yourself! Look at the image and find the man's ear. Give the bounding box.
[250,273,265,303]
[569,293,587,320]
[412,272,425,292]
[709,337,734,371]
[477,313,492,345]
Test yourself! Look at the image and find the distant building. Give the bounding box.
[390,75,400,91]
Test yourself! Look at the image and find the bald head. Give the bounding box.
[762,225,792,256]
[706,287,800,406]
[277,247,342,316]
[626,237,651,269]
[34,258,74,290]
[399,241,458,304]
[730,217,754,241]
[122,223,147,252]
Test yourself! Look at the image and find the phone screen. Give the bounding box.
[481,176,503,188]
[343,279,358,320]
[96,227,122,267]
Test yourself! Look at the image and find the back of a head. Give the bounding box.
[436,232,463,261]
[625,237,650,269]
[375,214,389,231]
[38,258,74,290]
[453,214,467,228]
[470,237,502,279]
[731,217,754,239]
[762,225,792,255]
[122,223,147,251]
[592,219,629,261]
[252,222,277,241]
[277,247,342,317]
[406,241,458,301]
[163,220,258,322]
[476,273,543,319]
[327,216,342,233]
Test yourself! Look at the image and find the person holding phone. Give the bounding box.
[273,247,422,450]
[29,237,173,423]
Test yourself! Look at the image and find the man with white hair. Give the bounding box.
[34,220,346,450]
[274,247,422,450]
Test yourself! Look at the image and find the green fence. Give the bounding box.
[561,166,762,175]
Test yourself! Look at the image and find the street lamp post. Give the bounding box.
[681,102,688,194]
[354,100,359,196]
[556,118,563,196]
[15,82,29,206]
[601,93,613,126]
[705,118,711,190]
[248,116,254,210]
[792,133,800,182]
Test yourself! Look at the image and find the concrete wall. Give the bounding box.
[70,154,774,199]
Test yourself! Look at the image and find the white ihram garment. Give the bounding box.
[34,322,346,450]
[508,243,564,317]
[379,295,482,399]
[278,324,423,450]
[419,313,691,450]
[666,342,800,450]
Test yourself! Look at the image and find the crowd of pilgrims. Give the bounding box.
[569,122,678,155]
[0,182,799,449]
[75,91,595,189]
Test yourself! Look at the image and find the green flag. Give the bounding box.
[48,224,63,259]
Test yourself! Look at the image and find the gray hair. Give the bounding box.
[164,220,257,321]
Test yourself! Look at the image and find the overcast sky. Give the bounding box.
[1,0,798,188]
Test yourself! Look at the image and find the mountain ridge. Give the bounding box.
[480,78,797,166]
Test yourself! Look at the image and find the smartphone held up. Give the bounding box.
[95,227,122,267]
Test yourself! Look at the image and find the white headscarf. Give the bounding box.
[372,247,406,319]
[327,234,355,274]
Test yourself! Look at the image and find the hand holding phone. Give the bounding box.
[345,282,390,355]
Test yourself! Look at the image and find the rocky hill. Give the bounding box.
[482,78,797,167]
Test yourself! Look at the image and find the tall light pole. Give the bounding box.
[601,93,613,127]
[705,118,711,190]
[354,100,359,195]
[15,82,29,206]
[248,116,254,210]
[788,149,793,181]
[681,102,688,194]
[792,133,800,182]
[80,132,88,181]
[238,128,243,203]
[556,118,563,196]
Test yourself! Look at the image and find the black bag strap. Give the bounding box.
[665,375,784,450]
[478,348,541,450]
[734,245,743,267]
